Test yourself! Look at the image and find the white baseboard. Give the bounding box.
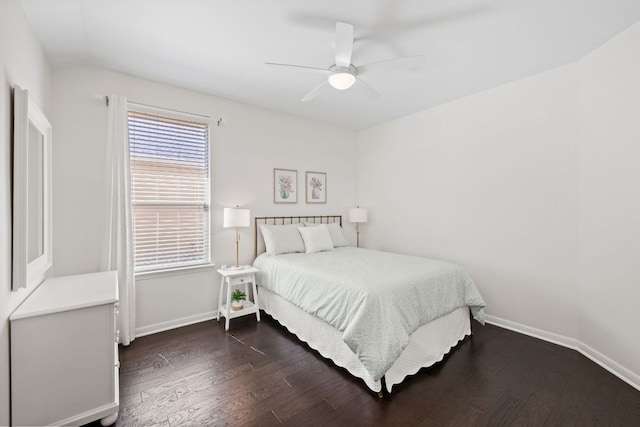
[485,314,640,392]
[135,311,218,338]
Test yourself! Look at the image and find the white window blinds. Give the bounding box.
[128,109,210,273]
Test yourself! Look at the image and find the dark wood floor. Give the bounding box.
[88,313,640,426]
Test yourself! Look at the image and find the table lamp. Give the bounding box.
[223,206,250,268]
[349,206,368,248]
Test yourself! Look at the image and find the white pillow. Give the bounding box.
[297,225,334,254]
[259,224,305,256]
[304,222,350,247]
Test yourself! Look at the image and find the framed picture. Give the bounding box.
[273,168,297,203]
[305,171,326,204]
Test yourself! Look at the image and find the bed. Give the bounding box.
[252,215,486,395]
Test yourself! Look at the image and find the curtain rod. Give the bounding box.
[103,95,222,125]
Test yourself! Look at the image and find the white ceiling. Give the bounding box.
[19,0,640,130]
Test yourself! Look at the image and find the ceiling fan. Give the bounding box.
[266,22,425,102]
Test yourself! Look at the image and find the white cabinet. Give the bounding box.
[10,271,119,426]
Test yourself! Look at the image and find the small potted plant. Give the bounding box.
[231,289,247,311]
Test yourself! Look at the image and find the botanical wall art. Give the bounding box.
[305,171,326,204]
[273,168,297,203]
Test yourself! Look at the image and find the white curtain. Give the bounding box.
[102,95,135,346]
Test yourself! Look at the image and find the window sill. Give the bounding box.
[135,263,216,281]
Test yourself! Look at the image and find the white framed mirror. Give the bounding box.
[12,86,52,291]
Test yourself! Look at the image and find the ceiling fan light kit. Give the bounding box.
[328,65,357,90]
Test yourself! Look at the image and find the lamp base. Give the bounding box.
[225,265,248,270]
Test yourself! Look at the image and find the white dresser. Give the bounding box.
[10,271,120,426]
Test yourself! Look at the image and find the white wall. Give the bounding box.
[578,21,640,384]
[358,64,581,338]
[52,67,358,335]
[357,21,640,388]
[0,0,53,424]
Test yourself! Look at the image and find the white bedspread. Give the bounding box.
[253,247,486,380]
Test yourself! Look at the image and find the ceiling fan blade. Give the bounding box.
[355,78,381,99]
[265,62,328,73]
[301,80,329,102]
[334,22,354,67]
[358,55,425,76]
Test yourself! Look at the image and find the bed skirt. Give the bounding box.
[258,286,471,393]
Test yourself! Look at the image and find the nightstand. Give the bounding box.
[217,267,261,331]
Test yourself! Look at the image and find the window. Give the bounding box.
[128,108,210,273]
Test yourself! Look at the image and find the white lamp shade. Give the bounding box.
[328,72,356,90]
[223,207,250,228]
[349,207,368,223]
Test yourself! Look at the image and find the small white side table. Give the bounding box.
[217,267,261,331]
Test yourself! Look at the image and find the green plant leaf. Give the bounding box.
[231,289,247,302]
